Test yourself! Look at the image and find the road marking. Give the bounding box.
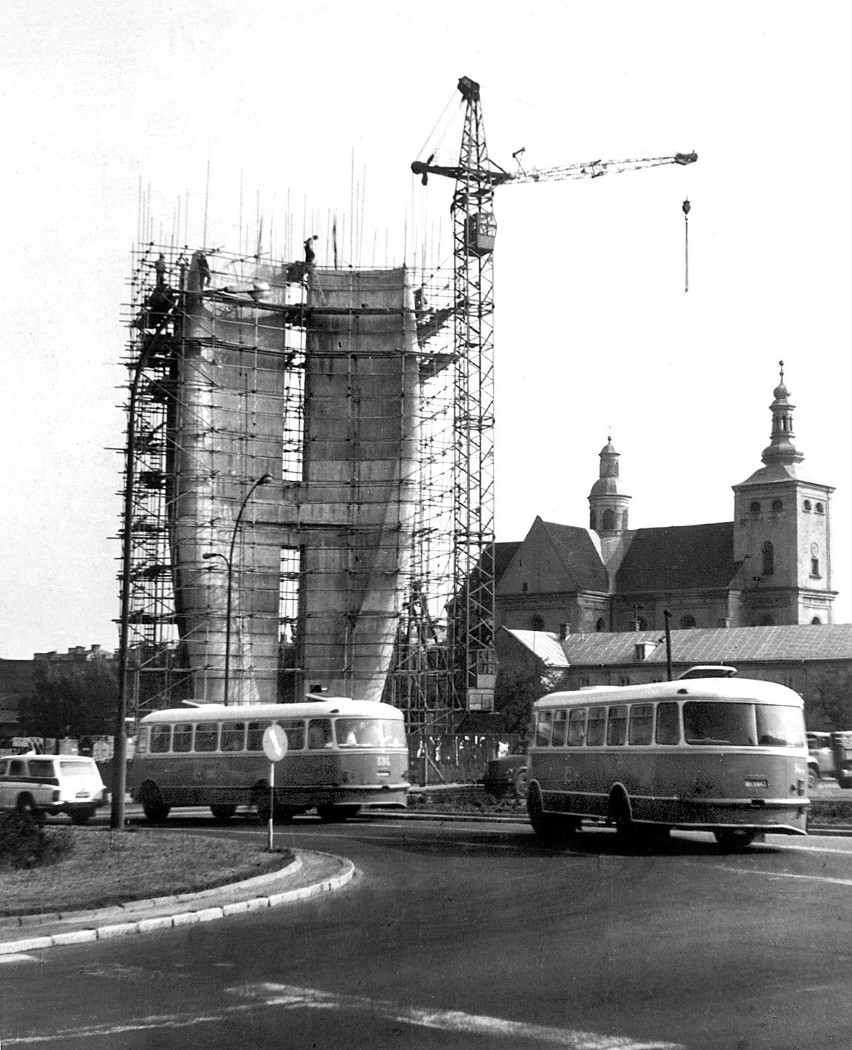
[231,981,683,1049]
[1,982,683,1048]
[722,866,852,888]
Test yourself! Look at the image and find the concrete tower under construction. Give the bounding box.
[122,240,456,724]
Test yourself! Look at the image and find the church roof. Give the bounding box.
[504,624,852,668]
[615,522,737,591]
[537,520,609,591]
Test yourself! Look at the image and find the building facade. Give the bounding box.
[496,366,836,635]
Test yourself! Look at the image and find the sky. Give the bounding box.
[1,0,850,659]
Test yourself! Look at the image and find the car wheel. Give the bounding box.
[807,767,819,792]
[16,793,41,822]
[513,767,529,799]
[69,808,94,826]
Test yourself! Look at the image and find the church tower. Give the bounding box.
[732,363,835,625]
[589,437,632,569]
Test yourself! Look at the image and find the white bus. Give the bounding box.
[526,671,810,848]
[129,698,410,823]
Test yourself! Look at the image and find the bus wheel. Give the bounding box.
[807,766,819,792]
[140,782,171,823]
[714,829,757,851]
[252,784,272,822]
[527,784,560,840]
[210,804,236,822]
[610,793,636,844]
[317,805,359,823]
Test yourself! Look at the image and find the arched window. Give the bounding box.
[530,614,544,631]
[750,501,761,513]
[636,616,647,631]
[595,617,605,633]
[621,509,629,529]
[760,614,775,626]
[602,508,616,531]
[816,502,825,514]
[772,499,783,511]
[803,499,812,512]
[589,509,597,530]
[762,541,774,577]
[811,616,823,625]
[680,614,696,629]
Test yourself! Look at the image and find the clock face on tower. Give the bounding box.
[811,542,820,557]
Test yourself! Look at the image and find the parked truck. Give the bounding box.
[807,731,852,789]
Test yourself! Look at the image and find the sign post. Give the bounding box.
[261,723,288,851]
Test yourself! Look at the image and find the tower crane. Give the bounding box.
[412,75,696,715]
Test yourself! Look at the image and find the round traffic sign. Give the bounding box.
[262,723,288,762]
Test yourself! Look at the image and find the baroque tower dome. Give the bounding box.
[589,436,631,537]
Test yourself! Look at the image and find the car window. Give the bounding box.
[9,759,25,777]
[28,759,57,780]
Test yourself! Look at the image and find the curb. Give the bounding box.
[0,850,354,956]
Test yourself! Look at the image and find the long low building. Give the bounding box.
[498,623,852,730]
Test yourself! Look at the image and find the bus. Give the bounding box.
[525,671,810,848]
[129,697,410,823]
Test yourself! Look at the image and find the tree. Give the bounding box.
[494,662,567,735]
[809,668,852,730]
[18,658,118,740]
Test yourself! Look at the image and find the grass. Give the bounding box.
[0,827,294,916]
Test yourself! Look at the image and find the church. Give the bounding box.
[495,365,837,637]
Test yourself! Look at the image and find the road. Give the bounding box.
[2,814,852,1049]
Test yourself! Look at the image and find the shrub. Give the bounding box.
[0,811,73,870]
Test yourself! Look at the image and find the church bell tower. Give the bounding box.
[733,363,835,625]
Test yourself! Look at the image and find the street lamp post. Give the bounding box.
[204,472,273,706]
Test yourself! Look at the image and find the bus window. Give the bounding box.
[336,719,384,747]
[173,723,193,753]
[628,704,654,745]
[535,711,553,747]
[567,709,587,746]
[280,720,305,750]
[684,702,756,746]
[194,722,219,753]
[308,719,333,749]
[136,727,149,754]
[551,711,568,747]
[586,707,606,746]
[756,705,805,748]
[606,706,627,746]
[220,722,245,752]
[247,721,268,751]
[655,702,681,745]
[150,725,171,754]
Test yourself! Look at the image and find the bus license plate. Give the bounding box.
[377,756,391,768]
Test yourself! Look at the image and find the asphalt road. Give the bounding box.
[2,814,852,1049]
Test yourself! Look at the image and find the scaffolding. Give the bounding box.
[120,241,462,727]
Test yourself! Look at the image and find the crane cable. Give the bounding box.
[682,198,691,293]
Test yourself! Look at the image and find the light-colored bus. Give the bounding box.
[526,672,810,848]
[129,698,410,823]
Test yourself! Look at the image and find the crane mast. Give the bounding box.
[449,75,498,713]
[413,76,696,716]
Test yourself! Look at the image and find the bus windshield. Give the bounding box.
[335,718,407,748]
[683,702,804,747]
